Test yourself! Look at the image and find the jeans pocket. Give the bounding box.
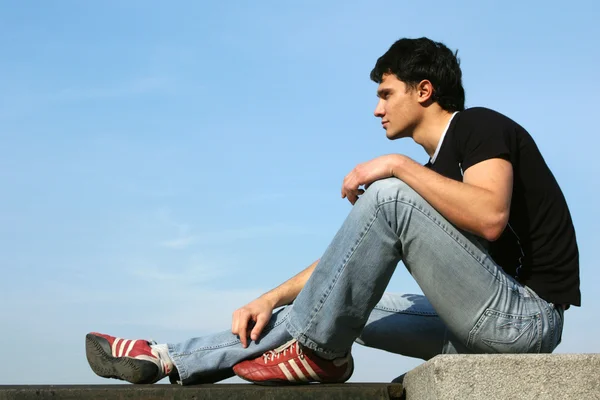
[467,309,542,353]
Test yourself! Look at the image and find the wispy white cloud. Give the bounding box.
[0,76,176,120]
[221,189,334,207]
[223,191,290,206]
[128,263,224,286]
[159,223,313,249]
[156,207,313,250]
[155,208,193,249]
[3,274,264,333]
[161,235,197,249]
[121,185,184,199]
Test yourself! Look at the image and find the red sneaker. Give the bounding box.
[85,332,173,384]
[233,339,353,385]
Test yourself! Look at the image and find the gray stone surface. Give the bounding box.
[403,353,600,400]
[0,383,404,400]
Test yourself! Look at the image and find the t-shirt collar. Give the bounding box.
[430,111,459,164]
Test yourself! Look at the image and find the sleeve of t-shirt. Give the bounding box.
[456,109,512,172]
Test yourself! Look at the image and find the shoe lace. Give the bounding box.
[262,339,303,364]
[148,339,173,376]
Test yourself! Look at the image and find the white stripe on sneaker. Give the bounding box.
[111,338,121,357]
[118,339,128,357]
[278,363,296,382]
[299,356,321,381]
[124,340,137,357]
[288,359,308,382]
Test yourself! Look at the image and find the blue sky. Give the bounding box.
[1,0,598,385]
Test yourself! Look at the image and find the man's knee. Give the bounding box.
[362,178,416,204]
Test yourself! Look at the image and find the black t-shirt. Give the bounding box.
[425,107,580,306]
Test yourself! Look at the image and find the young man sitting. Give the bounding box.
[85,37,580,385]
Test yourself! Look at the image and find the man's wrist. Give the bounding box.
[390,154,408,179]
[261,291,280,308]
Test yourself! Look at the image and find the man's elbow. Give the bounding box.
[481,212,509,242]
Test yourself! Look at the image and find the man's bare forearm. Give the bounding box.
[261,259,319,308]
[391,155,512,241]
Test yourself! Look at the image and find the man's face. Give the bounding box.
[374,74,422,140]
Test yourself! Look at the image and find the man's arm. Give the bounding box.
[232,259,318,347]
[342,154,513,241]
[392,156,513,241]
[262,259,319,308]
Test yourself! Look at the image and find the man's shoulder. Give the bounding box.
[458,107,514,125]
[453,107,524,139]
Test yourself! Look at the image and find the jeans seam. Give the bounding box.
[536,310,543,352]
[543,301,555,352]
[528,293,557,353]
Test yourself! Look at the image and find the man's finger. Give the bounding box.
[238,317,249,348]
[231,311,239,335]
[342,185,355,200]
[342,173,355,197]
[251,314,270,341]
[342,183,350,198]
[346,189,359,204]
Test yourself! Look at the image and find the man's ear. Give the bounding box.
[416,80,434,104]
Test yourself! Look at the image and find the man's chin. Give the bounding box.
[385,131,402,140]
[385,128,411,140]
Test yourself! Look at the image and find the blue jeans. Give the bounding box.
[168,178,564,384]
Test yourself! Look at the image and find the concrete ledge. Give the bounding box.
[403,354,600,400]
[0,383,404,400]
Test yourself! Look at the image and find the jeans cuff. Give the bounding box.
[167,344,187,385]
[285,318,348,359]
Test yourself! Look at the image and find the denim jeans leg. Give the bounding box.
[167,306,294,385]
[355,292,470,360]
[285,177,562,357]
[166,294,452,385]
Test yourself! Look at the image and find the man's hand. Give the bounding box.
[232,295,276,348]
[342,154,402,204]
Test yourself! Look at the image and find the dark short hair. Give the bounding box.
[370,38,465,112]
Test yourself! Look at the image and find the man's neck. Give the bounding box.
[412,110,456,158]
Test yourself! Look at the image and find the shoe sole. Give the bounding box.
[85,334,159,384]
[237,374,309,386]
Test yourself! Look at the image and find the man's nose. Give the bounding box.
[374,99,385,117]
